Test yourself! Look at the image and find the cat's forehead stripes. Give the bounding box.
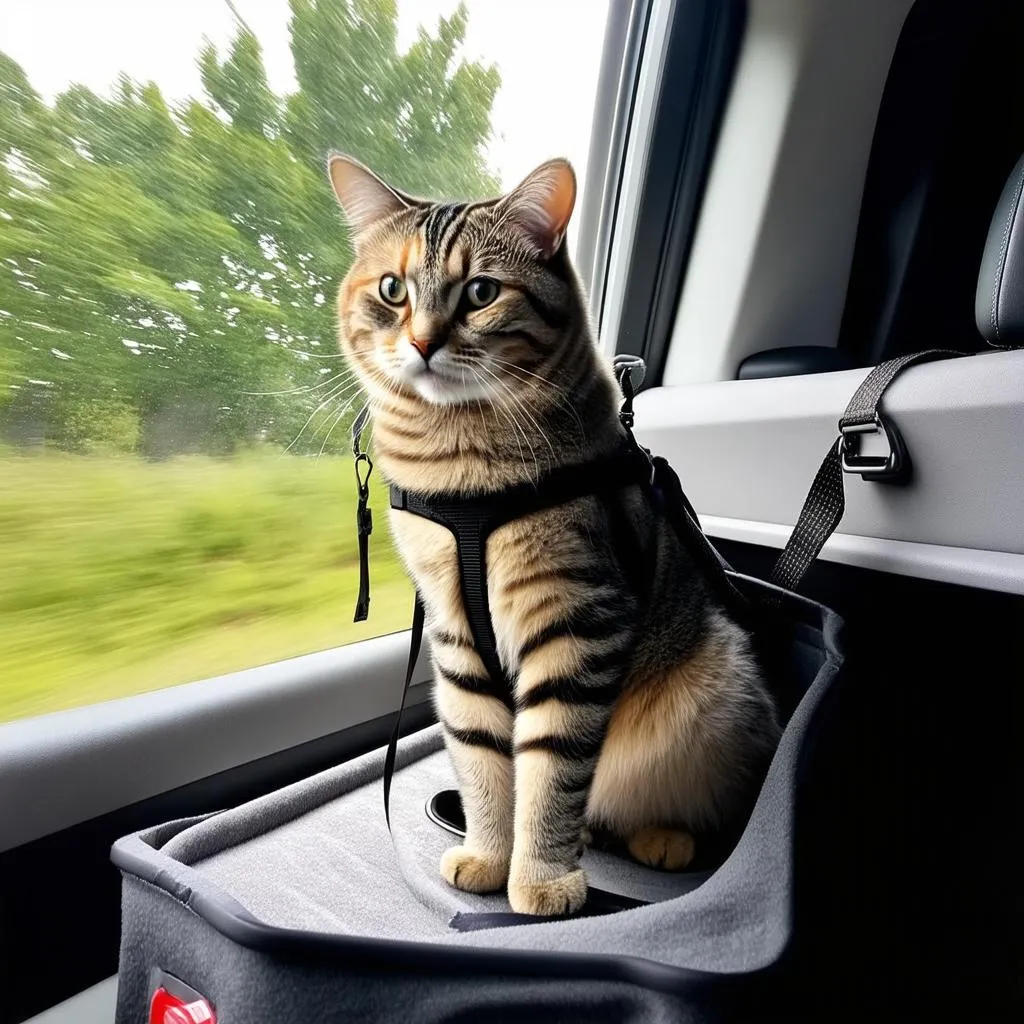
[424,203,464,255]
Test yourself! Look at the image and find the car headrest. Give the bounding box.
[976,154,1024,348]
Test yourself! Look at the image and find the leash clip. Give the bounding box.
[612,355,653,481]
[355,451,373,500]
[612,354,646,431]
[352,425,374,622]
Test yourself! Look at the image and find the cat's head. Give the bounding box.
[327,155,588,409]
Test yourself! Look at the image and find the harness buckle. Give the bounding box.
[839,413,908,482]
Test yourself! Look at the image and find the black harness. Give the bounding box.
[351,357,752,719]
[388,445,656,706]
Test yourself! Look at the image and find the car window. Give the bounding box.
[0,0,610,722]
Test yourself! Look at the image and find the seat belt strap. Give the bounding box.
[769,349,962,595]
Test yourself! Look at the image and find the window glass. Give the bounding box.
[0,0,610,721]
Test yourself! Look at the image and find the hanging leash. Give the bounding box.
[351,404,373,622]
[612,354,754,629]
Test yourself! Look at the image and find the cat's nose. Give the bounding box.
[409,334,445,363]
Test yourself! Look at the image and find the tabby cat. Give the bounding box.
[328,154,781,916]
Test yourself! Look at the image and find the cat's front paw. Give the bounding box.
[440,845,509,894]
[508,866,588,916]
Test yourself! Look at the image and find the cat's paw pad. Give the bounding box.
[508,868,588,916]
[628,827,696,871]
[440,845,508,894]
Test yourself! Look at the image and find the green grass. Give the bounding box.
[0,448,414,723]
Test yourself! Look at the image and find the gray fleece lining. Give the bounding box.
[144,626,836,974]
[118,578,844,978]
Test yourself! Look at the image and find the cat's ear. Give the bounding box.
[498,159,577,258]
[327,153,410,235]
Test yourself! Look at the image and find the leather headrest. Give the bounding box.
[976,154,1024,348]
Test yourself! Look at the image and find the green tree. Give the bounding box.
[286,0,500,196]
[0,0,501,457]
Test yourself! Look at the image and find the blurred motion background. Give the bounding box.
[0,0,608,721]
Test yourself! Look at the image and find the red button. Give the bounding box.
[150,987,216,1024]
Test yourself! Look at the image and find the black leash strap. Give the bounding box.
[383,593,425,829]
[351,404,373,622]
[769,350,961,595]
[613,355,753,627]
[651,455,754,629]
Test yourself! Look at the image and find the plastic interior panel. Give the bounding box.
[0,629,433,853]
[633,349,1024,564]
[663,0,915,384]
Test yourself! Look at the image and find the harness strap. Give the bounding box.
[383,594,425,829]
[390,446,655,704]
[649,455,755,629]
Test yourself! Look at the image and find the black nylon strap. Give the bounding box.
[382,594,425,829]
[390,447,655,704]
[351,404,374,623]
[769,349,961,594]
[839,350,956,426]
[650,456,754,628]
[353,453,374,623]
[391,488,509,702]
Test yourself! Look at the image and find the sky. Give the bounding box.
[0,0,610,199]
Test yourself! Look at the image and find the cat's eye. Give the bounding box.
[379,274,407,305]
[465,277,500,309]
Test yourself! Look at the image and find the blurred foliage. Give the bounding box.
[0,447,413,721]
[0,0,498,721]
[0,0,500,456]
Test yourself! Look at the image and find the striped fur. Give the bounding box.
[329,155,782,915]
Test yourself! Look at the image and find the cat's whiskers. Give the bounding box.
[476,362,556,465]
[490,358,587,441]
[283,377,363,455]
[489,357,567,393]
[470,366,534,479]
[315,386,366,460]
[241,368,356,398]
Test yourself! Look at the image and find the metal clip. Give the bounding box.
[839,413,908,482]
[613,354,646,431]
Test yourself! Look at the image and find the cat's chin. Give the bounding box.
[401,368,492,407]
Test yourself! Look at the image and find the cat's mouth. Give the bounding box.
[397,358,493,407]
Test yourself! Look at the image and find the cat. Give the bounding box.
[327,154,782,916]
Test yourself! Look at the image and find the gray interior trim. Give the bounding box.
[0,632,432,853]
[702,515,1024,596]
[575,0,646,306]
[664,0,914,383]
[634,349,1024,558]
[27,978,116,1024]
[597,0,676,355]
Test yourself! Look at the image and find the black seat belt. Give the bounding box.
[769,349,962,595]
